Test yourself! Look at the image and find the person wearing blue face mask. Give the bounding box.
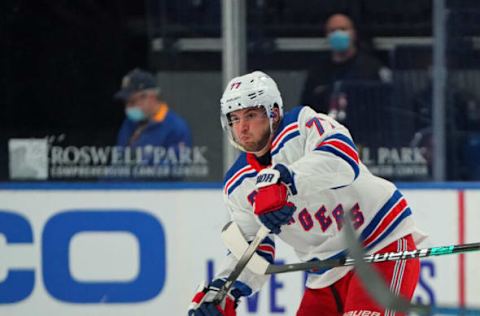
[328,29,351,53]
[114,68,192,166]
[301,13,392,119]
[326,14,357,61]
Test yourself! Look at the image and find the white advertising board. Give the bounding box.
[0,187,478,315]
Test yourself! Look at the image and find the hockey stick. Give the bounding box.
[221,221,480,275]
[340,210,480,315]
[211,222,270,305]
[266,241,480,275]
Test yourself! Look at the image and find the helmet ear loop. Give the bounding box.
[268,104,281,134]
[266,105,277,144]
[269,115,275,135]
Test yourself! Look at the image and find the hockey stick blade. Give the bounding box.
[212,223,270,305]
[221,221,270,274]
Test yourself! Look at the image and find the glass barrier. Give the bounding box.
[446,0,480,180]
[2,0,480,182]
[2,0,223,182]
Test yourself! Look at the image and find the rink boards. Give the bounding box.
[0,183,479,315]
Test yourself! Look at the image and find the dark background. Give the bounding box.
[2,0,479,181]
[1,0,150,179]
[1,0,148,141]
[1,0,434,139]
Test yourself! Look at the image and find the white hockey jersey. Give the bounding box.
[217,105,425,293]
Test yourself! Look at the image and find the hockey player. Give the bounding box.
[188,71,424,316]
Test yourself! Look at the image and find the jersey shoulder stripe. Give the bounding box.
[315,133,360,179]
[360,190,412,250]
[270,106,304,156]
[224,153,257,195]
[271,122,300,156]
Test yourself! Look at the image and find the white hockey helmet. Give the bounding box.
[220,71,284,151]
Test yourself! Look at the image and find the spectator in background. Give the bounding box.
[410,79,480,180]
[114,68,192,166]
[301,13,392,119]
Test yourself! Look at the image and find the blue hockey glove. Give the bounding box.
[188,279,250,316]
[254,164,297,234]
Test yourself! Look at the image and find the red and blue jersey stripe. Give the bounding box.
[271,122,300,156]
[256,236,275,263]
[224,164,257,195]
[360,190,412,250]
[315,133,360,180]
[224,153,258,195]
[270,106,303,157]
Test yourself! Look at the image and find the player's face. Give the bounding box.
[229,107,271,153]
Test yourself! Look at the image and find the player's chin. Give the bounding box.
[242,142,263,152]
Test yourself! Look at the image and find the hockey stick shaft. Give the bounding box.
[212,223,270,305]
[266,242,480,274]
